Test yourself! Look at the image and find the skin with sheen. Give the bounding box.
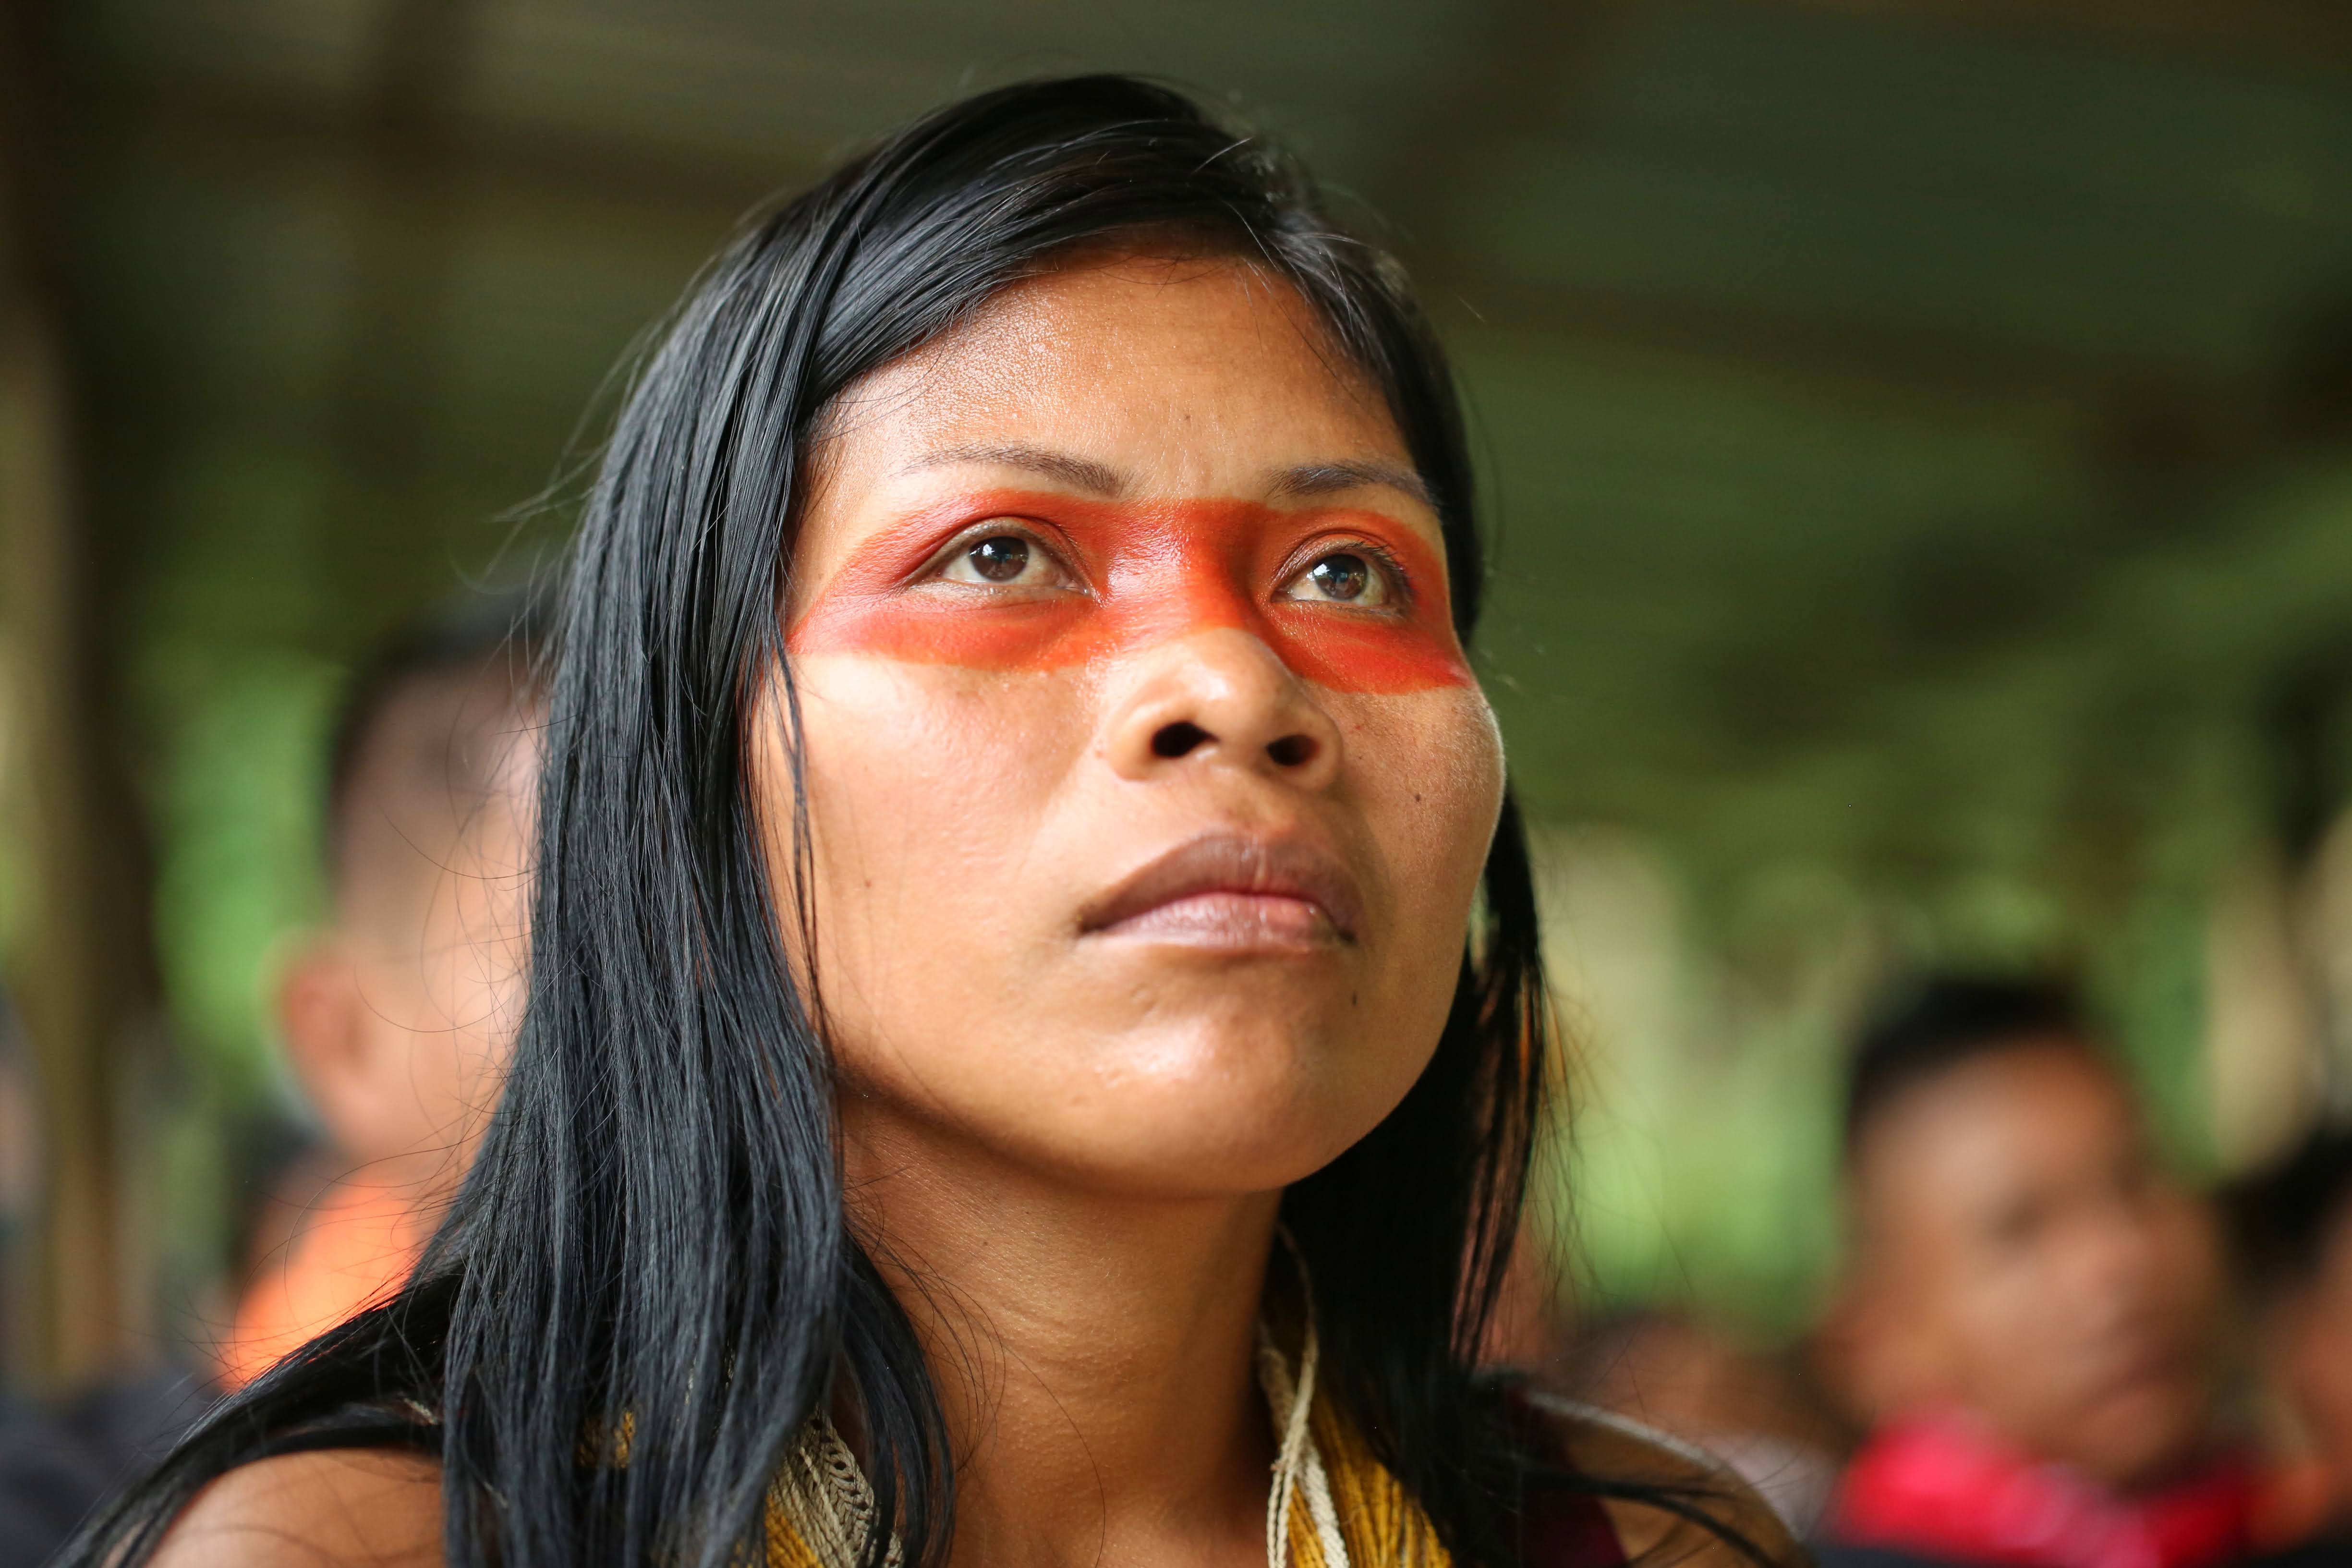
[154,251,1510,1568]
[761,252,1506,1567]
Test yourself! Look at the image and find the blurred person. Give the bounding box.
[217,595,542,1390]
[1481,1226,1847,1537]
[0,601,539,1565]
[1814,977,2251,1568]
[73,78,1797,1568]
[0,992,209,1568]
[1563,1310,1849,1540]
[2223,1124,2352,1562]
[0,1373,208,1568]
[1480,1234,1839,1536]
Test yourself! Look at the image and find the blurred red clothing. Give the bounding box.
[1826,1410,2257,1568]
[218,1179,430,1391]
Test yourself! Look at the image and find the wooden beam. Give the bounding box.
[94,20,2210,413]
[1778,0,2352,58]
[0,0,157,1387]
[92,66,813,238]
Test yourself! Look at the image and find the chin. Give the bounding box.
[1047,1121,1344,1198]
[1103,1070,1400,1192]
[834,978,1442,1199]
[999,1020,1416,1197]
[2076,1386,2211,1491]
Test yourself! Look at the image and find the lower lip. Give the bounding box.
[1090,892,1342,949]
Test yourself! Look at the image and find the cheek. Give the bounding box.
[751,652,1507,1191]
[1324,685,1504,1078]
[762,655,1091,1045]
[1342,684,1505,926]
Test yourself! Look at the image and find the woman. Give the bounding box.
[84,76,1789,1568]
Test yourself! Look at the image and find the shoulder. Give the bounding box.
[1517,1389,1808,1568]
[150,1448,444,1568]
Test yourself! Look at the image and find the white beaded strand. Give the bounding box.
[1257,1314,1352,1568]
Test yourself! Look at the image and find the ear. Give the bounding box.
[274,933,381,1160]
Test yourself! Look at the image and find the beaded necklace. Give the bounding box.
[765,1311,1449,1568]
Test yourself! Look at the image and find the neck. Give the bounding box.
[842,1102,1281,1568]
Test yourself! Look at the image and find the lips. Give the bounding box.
[1078,833,1366,948]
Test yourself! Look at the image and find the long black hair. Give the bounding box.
[77,75,1576,1568]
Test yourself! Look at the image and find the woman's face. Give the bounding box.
[765,254,1504,1198]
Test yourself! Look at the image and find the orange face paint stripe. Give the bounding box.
[785,490,1473,695]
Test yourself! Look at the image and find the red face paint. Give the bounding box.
[786,490,1472,695]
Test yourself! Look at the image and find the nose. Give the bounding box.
[1101,628,1343,790]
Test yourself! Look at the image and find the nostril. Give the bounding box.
[1152,721,1211,759]
[1266,734,1317,769]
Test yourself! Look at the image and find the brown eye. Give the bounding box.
[1309,554,1369,601]
[1281,549,1391,608]
[938,528,1067,589]
[968,536,1029,582]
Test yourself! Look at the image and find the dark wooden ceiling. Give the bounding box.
[46,0,2352,951]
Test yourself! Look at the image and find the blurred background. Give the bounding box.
[7,0,2352,1411]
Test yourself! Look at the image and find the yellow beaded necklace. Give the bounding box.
[765,1315,1450,1568]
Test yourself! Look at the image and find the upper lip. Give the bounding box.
[1078,832,1366,943]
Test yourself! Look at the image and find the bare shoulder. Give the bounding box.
[1528,1393,1806,1568]
[149,1448,444,1568]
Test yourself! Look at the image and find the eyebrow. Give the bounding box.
[1268,460,1436,511]
[901,444,1128,496]
[900,445,1437,512]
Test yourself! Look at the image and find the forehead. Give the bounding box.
[817,253,1411,487]
[1855,1044,2141,1231]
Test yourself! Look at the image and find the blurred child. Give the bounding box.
[0,599,540,1561]
[1564,1309,1849,1539]
[218,597,541,1388]
[1814,977,2251,1568]
[2224,1124,2352,1561]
